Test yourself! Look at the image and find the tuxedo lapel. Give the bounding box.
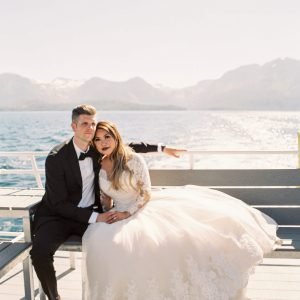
[67,138,83,188]
[90,148,101,173]
[89,147,102,211]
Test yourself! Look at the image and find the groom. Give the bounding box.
[30,104,184,300]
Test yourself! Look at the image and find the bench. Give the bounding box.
[151,169,300,258]
[56,169,300,258]
[0,189,37,300]
[33,168,300,300]
[0,241,33,295]
[0,242,32,278]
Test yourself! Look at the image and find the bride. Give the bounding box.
[82,121,280,300]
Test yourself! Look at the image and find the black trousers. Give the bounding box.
[30,217,88,300]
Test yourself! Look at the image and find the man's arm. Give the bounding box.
[128,142,159,153]
[128,142,186,157]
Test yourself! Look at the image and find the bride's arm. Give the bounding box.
[109,154,151,223]
[100,191,113,211]
[126,154,152,216]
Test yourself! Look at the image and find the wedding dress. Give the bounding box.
[82,153,279,300]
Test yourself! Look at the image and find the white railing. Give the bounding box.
[0,231,24,242]
[0,151,47,188]
[180,150,298,170]
[0,150,299,189]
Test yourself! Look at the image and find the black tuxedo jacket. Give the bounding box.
[34,138,158,227]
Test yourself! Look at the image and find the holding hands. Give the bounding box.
[96,211,130,224]
[98,191,130,223]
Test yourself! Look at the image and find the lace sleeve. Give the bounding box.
[127,154,152,215]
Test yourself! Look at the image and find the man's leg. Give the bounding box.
[30,219,70,300]
[71,219,88,237]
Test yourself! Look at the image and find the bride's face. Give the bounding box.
[94,128,117,156]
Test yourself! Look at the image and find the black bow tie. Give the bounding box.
[78,149,93,161]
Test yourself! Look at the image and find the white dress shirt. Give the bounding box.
[73,141,98,223]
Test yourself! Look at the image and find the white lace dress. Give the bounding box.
[82,153,279,300]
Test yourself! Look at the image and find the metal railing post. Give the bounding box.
[30,154,44,188]
[189,152,194,169]
[298,132,300,168]
[22,216,35,300]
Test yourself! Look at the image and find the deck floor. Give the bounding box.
[0,252,300,300]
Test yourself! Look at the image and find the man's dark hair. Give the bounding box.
[72,104,97,122]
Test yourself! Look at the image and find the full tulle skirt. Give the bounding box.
[82,186,279,300]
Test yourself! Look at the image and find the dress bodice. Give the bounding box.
[99,153,151,215]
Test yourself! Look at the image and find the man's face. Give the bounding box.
[71,114,97,144]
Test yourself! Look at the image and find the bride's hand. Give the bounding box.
[96,211,116,223]
[108,211,131,223]
[97,211,131,224]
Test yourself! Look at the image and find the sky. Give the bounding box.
[1,0,300,88]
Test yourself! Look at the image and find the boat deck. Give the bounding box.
[0,251,300,300]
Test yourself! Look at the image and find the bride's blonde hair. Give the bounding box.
[93,121,134,190]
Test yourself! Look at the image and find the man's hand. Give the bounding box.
[163,147,187,158]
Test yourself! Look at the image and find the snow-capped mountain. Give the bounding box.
[1,58,300,110]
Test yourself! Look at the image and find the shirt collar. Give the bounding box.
[73,139,90,159]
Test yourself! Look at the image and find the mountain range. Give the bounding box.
[1,58,300,110]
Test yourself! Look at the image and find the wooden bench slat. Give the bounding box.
[0,242,32,269]
[0,242,11,252]
[280,238,300,245]
[215,188,300,205]
[275,241,300,251]
[150,169,300,186]
[63,235,82,246]
[254,207,300,225]
[59,235,82,252]
[277,227,300,236]
[0,242,32,278]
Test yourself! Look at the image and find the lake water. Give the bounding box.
[1,110,299,152]
[1,110,300,233]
